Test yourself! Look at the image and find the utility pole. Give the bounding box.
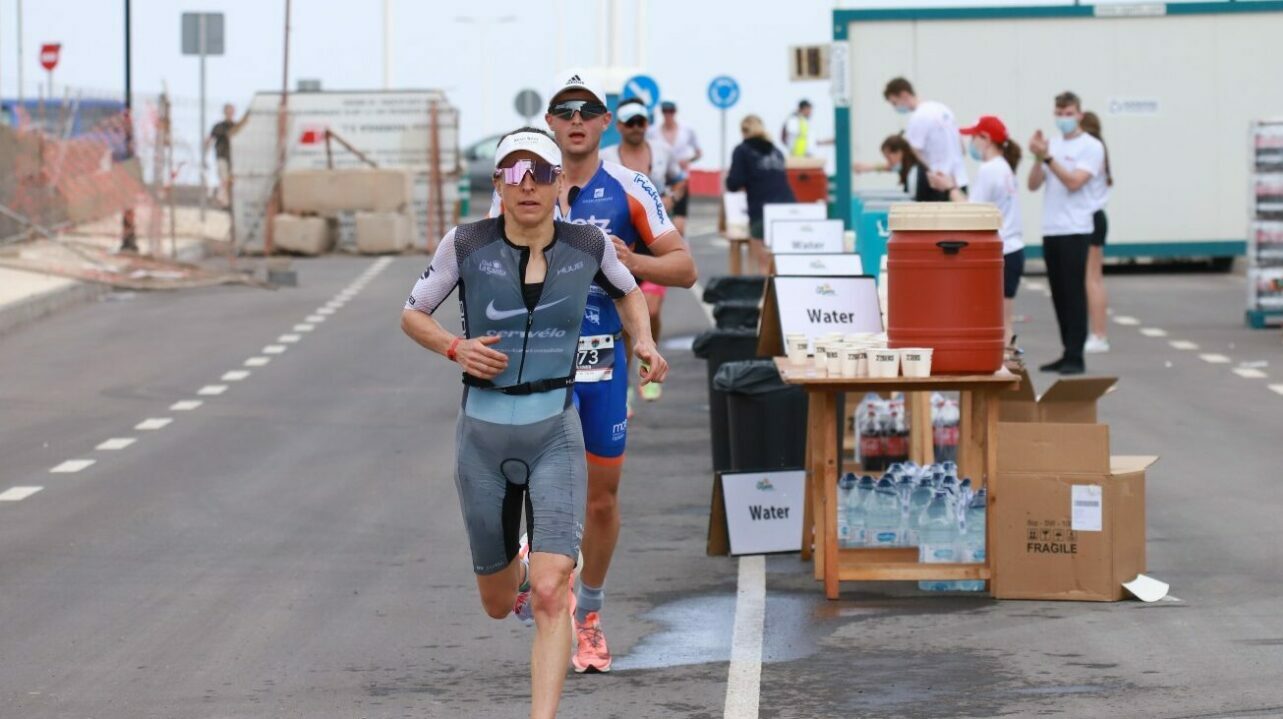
[120,0,138,252]
[382,0,392,89]
[17,0,24,105]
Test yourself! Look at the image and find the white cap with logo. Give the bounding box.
[615,103,648,123]
[493,131,563,169]
[549,68,607,108]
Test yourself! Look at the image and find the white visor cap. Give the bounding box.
[549,68,607,107]
[616,103,649,123]
[493,131,563,169]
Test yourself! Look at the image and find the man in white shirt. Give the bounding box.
[1027,91,1106,376]
[649,100,700,235]
[883,77,968,202]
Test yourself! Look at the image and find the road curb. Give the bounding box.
[0,279,109,337]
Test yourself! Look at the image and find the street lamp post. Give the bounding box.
[453,14,516,138]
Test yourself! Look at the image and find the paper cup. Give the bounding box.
[786,337,809,365]
[869,349,901,378]
[825,346,843,375]
[853,346,870,377]
[812,341,829,371]
[901,347,934,378]
[840,345,861,378]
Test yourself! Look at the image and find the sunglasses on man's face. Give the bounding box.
[549,100,608,121]
[623,117,648,128]
[494,159,561,186]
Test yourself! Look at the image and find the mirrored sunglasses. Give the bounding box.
[493,159,561,186]
[549,100,608,121]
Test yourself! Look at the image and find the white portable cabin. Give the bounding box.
[832,1,1283,262]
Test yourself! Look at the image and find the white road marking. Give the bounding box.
[1199,354,1231,364]
[1113,315,1140,326]
[1025,280,1047,292]
[278,334,301,343]
[1169,340,1199,351]
[96,438,136,451]
[293,323,314,332]
[221,370,251,381]
[0,486,42,502]
[1269,384,1283,396]
[305,315,326,323]
[262,345,287,355]
[135,418,173,431]
[325,300,345,308]
[50,459,95,473]
[245,357,271,367]
[316,307,336,316]
[1139,327,1168,337]
[1233,368,1267,379]
[723,555,766,719]
[710,237,730,248]
[170,400,203,411]
[197,384,228,396]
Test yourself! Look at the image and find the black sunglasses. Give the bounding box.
[623,117,648,128]
[549,100,608,121]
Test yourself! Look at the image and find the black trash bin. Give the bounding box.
[702,275,767,304]
[714,360,808,471]
[713,299,760,330]
[692,328,760,472]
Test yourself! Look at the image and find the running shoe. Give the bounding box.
[512,534,533,627]
[1084,334,1111,354]
[640,381,662,402]
[572,611,612,673]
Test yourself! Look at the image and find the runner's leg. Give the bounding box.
[581,458,622,592]
[529,552,575,719]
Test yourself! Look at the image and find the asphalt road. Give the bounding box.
[1,201,1281,718]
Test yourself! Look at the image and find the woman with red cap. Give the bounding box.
[928,115,1025,346]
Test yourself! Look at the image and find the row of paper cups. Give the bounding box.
[784,332,934,378]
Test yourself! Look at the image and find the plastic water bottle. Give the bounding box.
[866,478,903,547]
[896,474,916,532]
[837,473,857,548]
[956,489,988,591]
[845,477,867,547]
[906,478,935,545]
[918,491,959,591]
[957,478,974,530]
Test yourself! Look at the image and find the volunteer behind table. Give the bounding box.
[929,115,1025,347]
[602,98,685,402]
[882,76,967,202]
[1080,111,1113,355]
[726,114,796,274]
[400,127,667,719]
[852,134,920,197]
[648,100,700,236]
[1027,91,1105,376]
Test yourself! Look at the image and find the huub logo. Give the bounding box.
[557,260,585,275]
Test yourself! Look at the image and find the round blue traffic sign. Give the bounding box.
[707,76,740,109]
[622,74,661,109]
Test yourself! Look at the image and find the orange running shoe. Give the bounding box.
[512,534,533,626]
[571,611,612,673]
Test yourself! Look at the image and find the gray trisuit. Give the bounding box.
[405,217,637,575]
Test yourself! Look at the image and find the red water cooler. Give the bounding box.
[886,203,1005,374]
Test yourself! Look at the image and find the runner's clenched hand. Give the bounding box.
[454,336,508,379]
[633,339,668,385]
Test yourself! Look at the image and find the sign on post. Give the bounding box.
[707,75,741,174]
[622,74,660,110]
[514,89,542,123]
[39,43,60,71]
[182,12,226,221]
[720,470,806,555]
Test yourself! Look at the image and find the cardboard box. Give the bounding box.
[992,371,1156,601]
[281,168,411,216]
[355,211,410,254]
[272,214,334,256]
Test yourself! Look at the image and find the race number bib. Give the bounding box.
[575,334,616,383]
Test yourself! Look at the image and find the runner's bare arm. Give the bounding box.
[613,231,697,288]
[613,289,667,385]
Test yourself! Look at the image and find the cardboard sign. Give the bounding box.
[721,470,805,555]
[770,219,845,254]
[774,253,863,276]
[724,191,749,239]
[763,202,826,247]
[772,276,883,338]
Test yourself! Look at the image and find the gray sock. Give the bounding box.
[575,582,605,624]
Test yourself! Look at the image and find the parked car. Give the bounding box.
[464,134,503,192]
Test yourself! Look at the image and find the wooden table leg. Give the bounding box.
[801,391,823,562]
[819,391,840,599]
[909,391,934,466]
[958,391,984,482]
[728,240,742,276]
[979,389,1001,596]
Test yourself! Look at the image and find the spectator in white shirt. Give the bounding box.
[882,77,967,202]
[928,115,1025,347]
[1080,110,1114,354]
[1027,91,1106,375]
[649,100,700,235]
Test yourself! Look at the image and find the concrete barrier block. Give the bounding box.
[281,169,411,215]
[355,211,410,255]
[273,214,334,256]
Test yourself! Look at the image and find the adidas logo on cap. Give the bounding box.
[567,74,584,85]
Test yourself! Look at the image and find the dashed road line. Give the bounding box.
[1233,368,1268,379]
[1024,280,1048,292]
[305,315,326,323]
[135,418,173,431]
[262,345,287,355]
[221,370,251,381]
[723,555,766,719]
[0,487,42,502]
[1269,384,1283,396]
[278,334,301,343]
[244,357,271,367]
[197,385,228,396]
[1113,315,1140,326]
[1199,354,1231,364]
[50,459,95,473]
[1139,327,1168,337]
[316,307,336,316]
[1169,340,1199,351]
[96,438,136,451]
[170,400,203,411]
[293,323,314,332]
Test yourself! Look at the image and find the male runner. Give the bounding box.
[545,70,697,673]
[602,98,685,401]
[402,127,668,718]
[649,100,701,236]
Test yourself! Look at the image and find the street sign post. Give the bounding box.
[182,12,225,221]
[707,75,740,172]
[39,43,60,103]
[622,74,661,110]
[514,88,542,124]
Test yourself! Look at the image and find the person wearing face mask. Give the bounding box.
[853,134,921,196]
[1027,91,1106,376]
[882,77,967,202]
[1079,111,1113,354]
[927,116,1025,347]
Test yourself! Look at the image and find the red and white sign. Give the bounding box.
[39,43,61,71]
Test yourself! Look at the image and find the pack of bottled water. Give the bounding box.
[835,460,987,592]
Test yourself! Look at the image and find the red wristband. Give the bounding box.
[446,337,462,362]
